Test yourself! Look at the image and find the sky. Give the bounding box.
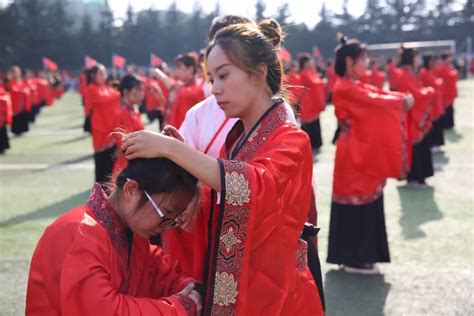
[108,0,365,29]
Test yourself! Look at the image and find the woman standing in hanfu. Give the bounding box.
[327,36,414,274]
[122,19,324,316]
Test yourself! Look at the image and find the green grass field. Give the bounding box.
[0,80,473,315]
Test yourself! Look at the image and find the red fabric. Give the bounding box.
[150,54,162,66]
[0,88,12,127]
[168,81,205,128]
[332,77,410,204]
[325,66,337,95]
[26,79,40,106]
[435,64,458,107]
[7,79,32,114]
[35,78,50,105]
[396,69,435,144]
[26,184,195,316]
[418,68,444,120]
[85,55,98,68]
[86,83,121,151]
[112,105,145,176]
[387,64,402,90]
[145,78,166,112]
[165,103,324,315]
[279,47,292,62]
[299,70,326,123]
[42,57,58,71]
[284,70,303,105]
[361,67,386,89]
[113,54,126,69]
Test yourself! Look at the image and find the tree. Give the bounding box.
[275,3,292,27]
[255,0,266,21]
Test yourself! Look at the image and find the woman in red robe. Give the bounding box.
[166,53,206,129]
[298,53,326,151]
[396,48,436,188]
[0,85,12,154]
[6,66,31,135]
[112,74,146,177]
[144,70,167,129]
[26,158,202,315]
[435,53,458,130]
[85,64,121,183]
[361,60,386,89]
[122,19,324,315]
[419,54,445,148]
[325,61,337,103]
[327,36,412,274]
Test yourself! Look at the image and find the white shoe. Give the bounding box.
[343,264,381,275]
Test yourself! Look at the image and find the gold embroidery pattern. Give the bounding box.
[220,227,242,253]
[225,171,251,206]
[213,272,238,307]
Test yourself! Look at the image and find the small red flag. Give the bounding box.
[279,47,292,62]
[312,46,321,59]
[84,55,98,68]
[42,57,58,71]
[150,53,162,66]
[112,54,126,69]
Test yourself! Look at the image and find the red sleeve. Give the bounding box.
[59,223,195,316]
[86,84,120,108]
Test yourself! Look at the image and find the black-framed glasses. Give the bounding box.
[143,190,182,229]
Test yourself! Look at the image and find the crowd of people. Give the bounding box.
[1,14,459,316]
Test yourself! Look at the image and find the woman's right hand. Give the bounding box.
[162,125,185,143]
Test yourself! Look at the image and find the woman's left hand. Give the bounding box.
[122,130,173,160]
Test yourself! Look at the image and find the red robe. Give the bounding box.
[361,67,386,89]
[7,79,32,115]
[112,104,145,176]
[299,70,326,123]
[435,64,458,108]
[168,81,205,128]
[285,70,303,105]
[0,87,12,127]
[145,78,168,113]
[35,78,50,106]
[166,102,324,315]
[387,64,402,91]
[332,77,410,204]
[325,66,337,96]
[85,83,121,151]
[26,184,196,315]
[396,69,435,144]
[418,68,444,120]
[26,79,40,106]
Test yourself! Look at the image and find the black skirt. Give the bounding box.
[430,117,445,147]
[83,115,91,133]
[0,126,10,154]
[11,111,29,135]
[442,105,455,129]
[327,194,390,265]
[301,118,323,150]
[407,133,434,182]
[94,145,118,183]
[147,109,164,130]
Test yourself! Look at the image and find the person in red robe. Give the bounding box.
[144,69,167,129]
[6,66,31,135]
[325,61,337,103]
[435,53,458,130]
[396,47,436,188]
[284,60,303,106]
[24,70,40,123]
[0,85,12,154]
[298,53,326,151]
[386,57,402,91]
[85,64,121,183]
[361,60,386,89]
[166,53,206,128]
[112,74,146,177]
[122,19,324,315]
[26,157,202,315]
[327,36,413,274]
[419,54,445,149]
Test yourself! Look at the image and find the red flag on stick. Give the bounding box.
[112,54,126,69]
[42,57,58,71]
[84,55,98,68]
[150,53,162,66]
